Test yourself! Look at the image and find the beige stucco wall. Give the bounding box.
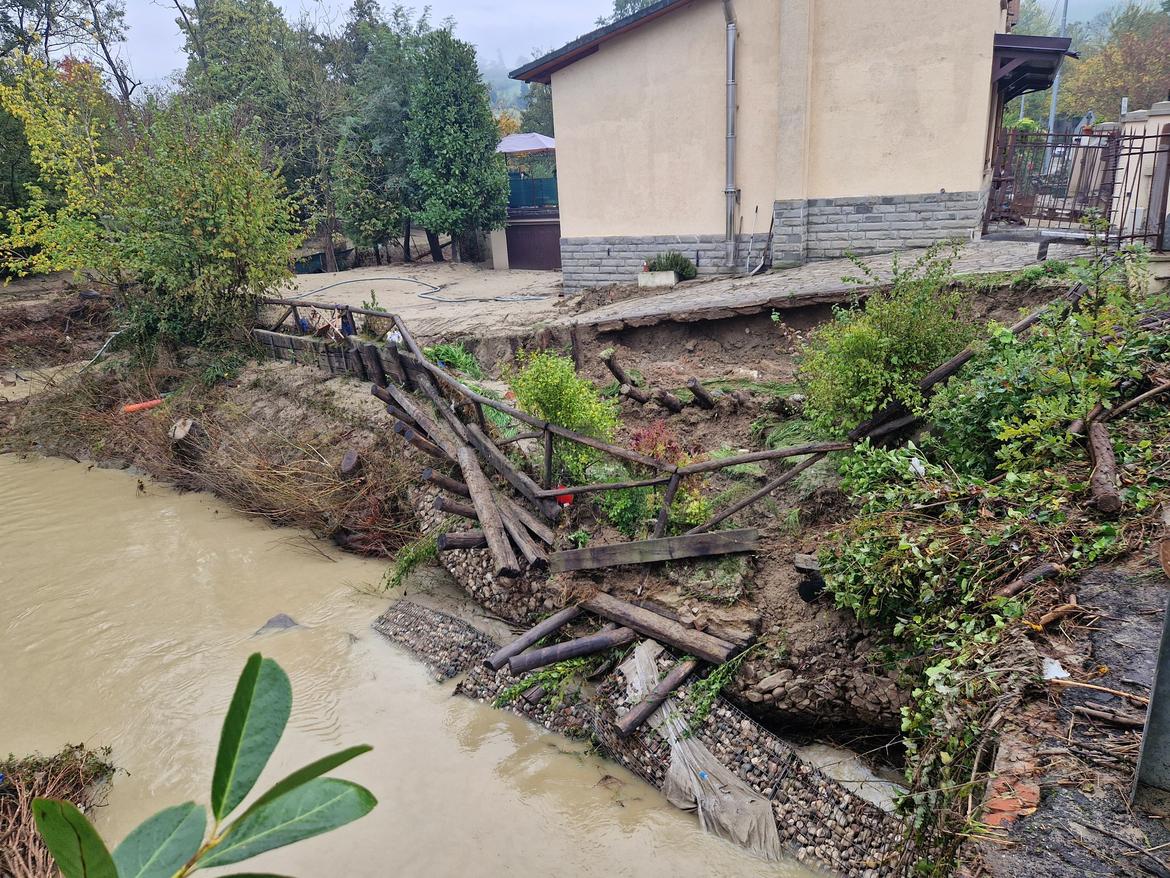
[804,0,1001,198]
[550,0,1002,238]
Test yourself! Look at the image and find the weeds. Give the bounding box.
[424,342,483,379]
[383,531,439,591]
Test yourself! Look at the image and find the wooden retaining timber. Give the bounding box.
[464,422,561,521]
[434,496,477,520]
[421,467,470,498]
[653,389,685,413]
[508,626,638,675]
[395,422,447,461]
[582,591,738,664]
[615,658,700,737]
[620,383,651,404]
[550,529,759,574]
[687,378,716,409]
[484,606,583,671]
[438,530,487,550]
[498,495,557,546]
[601,349,639,389]
[457,446,519,578]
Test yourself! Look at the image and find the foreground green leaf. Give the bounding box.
[112,802,206,878]
[238,745,372,820]
[31,798,118,878]
[211,653,292,821]
[197,778,376,868]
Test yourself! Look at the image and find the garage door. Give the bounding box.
[506,221,562,270]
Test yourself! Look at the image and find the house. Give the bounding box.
[489,132,562,271]
[511,0,1072,290]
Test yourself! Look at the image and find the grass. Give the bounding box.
[423,342,484,379]
[382,531,439,591]
[699,378,800,397]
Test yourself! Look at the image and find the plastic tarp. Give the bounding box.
[497,132,555,154]
[618,641,785,861]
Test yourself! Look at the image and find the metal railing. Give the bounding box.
[984,128,1170,251]
[508,175,558,209]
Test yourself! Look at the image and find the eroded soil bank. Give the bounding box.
[0,454,807,878]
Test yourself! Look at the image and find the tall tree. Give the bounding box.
[519,82,553,135]
[404,29,508,261]
[596,0,657,26]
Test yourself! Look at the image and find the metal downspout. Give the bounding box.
[723,1,737,265]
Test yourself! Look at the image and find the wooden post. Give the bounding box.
[421,467,470,498]
[383,344,414,390]
[653,389,684,413]
[339,449,362,479]
[508,626,638,675]
[581,591,737,664]
[465,422,560,520]
[615,659,700,737]
[543,428,554,489]
[395,423,448,461]
[620,383,651,404]
[689,454,823,534]
[385,403,418,428]
[1088,422,1122,514]
[686,378,716,409]
[437,530,487,550]
[434,496,477,520]
[601,349,638,388]
[360,343,388,387]
[652,473,681,539]
[457,446,520,578]
[995,561,1062,598]
[484,606,582,670]
[498,494,556,546]
[499,506,549,570]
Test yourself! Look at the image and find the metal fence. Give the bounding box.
[508,175,558,209]
[984,128,1170,251]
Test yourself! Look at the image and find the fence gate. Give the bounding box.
[984,127,1170,251]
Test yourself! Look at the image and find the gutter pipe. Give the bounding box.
[723,1,737,265]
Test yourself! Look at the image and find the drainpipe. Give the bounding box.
[723,1,738,266]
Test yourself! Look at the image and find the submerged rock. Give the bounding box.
[254,613,300,636]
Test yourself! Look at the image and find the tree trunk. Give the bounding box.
[426,230,444,262]
[322,214,338,274]
[402,218,413,263]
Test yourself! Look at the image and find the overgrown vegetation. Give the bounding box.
[799,242,974,434]
[815,238,1170,871]
[647,250,697,281]
[383,531,440,591]
[423,342,483,379]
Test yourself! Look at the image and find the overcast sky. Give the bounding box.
[122,0,1121,86]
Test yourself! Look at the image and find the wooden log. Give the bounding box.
[652,473,681,538]
[582,591,736,664]
[626,598,754,647]
[359,342,388,387]
[498,494,557,545]
[1068,402,1105,437]
[413,364,471,445]
[421,467,470,498]
[339,449,362,478]
[498,431,542,446]
[1071,705,1145,729]
[620,383,651,404]
[542,429,554,489]
[686,378,716,409]
[397,424,448,461]
[653,389,684,413]
[1088,421,1122,514]
[521,683,546,704]
[1037,599,1083,629]
[437,530,487,551]
[615,658,700,737]
[995,561,1062,598]
[508,626,638,675]
[498,503,548,570]
[484,606,583,670]
[689,455,823,533]
[1102,379,1170,423]
[601,349,638,388]
[533,474,674,499]
[464,422,561,520]
[434,495,477,520]
[678,441,852,475]
[385,403,417,427]
[457,446,520,577]
[379,384,457,458]
[552,529,758,576]
[381,344,412,389]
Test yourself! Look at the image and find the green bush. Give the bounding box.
[799,242,973,434]
[507,350,618,481]
[599,486,651,537]
[647,250,697,281]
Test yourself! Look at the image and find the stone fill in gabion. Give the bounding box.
[372,601,497,681]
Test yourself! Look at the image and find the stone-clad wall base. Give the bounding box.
[560,234,765,291]
[773,191,984,264]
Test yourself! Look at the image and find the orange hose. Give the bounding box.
[121,398,164,414]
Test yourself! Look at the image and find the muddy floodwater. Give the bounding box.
[0,455,813,877]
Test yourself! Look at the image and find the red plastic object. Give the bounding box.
[555,487,574,506]
[121,398,164,414]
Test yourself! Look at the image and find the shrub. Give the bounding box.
[647,250,697,281]
[507,350,618,481]
[799,242,973,435]
[599,486,651,537]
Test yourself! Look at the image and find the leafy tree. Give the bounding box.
[519,81,553,135]
[495,108,521,137]
[405,29,508,260]
[1059,4,1170,117]
[33,653,375,878]
[596,0,657,26]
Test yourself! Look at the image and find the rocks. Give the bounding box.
[372,601,497,681]
[253,613,300,635]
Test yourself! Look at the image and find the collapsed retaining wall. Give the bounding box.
[374,600,909,878]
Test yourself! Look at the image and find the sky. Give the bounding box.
[122,0,1123,87]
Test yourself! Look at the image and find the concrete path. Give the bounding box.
[572,241,1090,331]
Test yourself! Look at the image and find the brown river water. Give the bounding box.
[0,455,814,877]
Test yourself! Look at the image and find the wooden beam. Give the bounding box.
[552,529,758,575]
[508,626,637,675]
[395,422,448,461]
[582,591,736,664]
[498,494,556,546]
[421,467,470,498]
[652,473,681,539]
[678,441,851,475]
[484,606,582,670]
[464,422,561,520]
[457,446,520,578]
[1088,421,1122,514]
[497,500,549,570]
[533,474,674,499]
[434,495,477,520]
[615,658,700,737]
[438,530,487,550]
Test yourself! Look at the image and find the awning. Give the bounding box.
[992,33,1076,102]
[497,132,556,154]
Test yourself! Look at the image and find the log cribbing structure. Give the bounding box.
[259,282,1094,570]
[484,606,582,670]
[508,626,638,674]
